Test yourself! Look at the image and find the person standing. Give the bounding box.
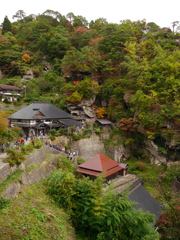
[1,144,5,153]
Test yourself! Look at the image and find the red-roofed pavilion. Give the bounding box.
[77,152,128,181]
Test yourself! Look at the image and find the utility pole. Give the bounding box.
[23,84,26,98]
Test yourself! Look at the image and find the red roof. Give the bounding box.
[78,152,120,172]
[0,85,21,91]
[77,153,123,177]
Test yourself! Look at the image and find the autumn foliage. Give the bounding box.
[119,118,136,131]
[21,53,31,63]
[96,107,107,119]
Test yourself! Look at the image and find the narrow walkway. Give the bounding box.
[0,152,7,164]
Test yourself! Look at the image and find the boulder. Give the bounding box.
[2,182,21,199]
[21,70,34,82]
[83,106,96,118]
[144,139,167,164]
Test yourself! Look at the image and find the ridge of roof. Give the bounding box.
[7,102,72,120]
[0,84,21,90]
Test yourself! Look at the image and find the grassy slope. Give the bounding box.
[0,181,75,240]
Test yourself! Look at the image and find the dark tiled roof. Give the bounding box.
[96,119,113,125]
[0,85,21,91]
[119,163,129,169]
[59,119,81,127]
[7,102,72,120]
[129,181,161,219]
[78,152,120,172]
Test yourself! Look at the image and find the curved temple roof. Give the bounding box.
[7,102,72,120]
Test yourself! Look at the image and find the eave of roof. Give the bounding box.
[96,119,113,125]
[78,152,119,172]
[0,85,21,91]
[77,165,123,177]
[59,119,81,127]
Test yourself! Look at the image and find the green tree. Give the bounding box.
[45,171,159,240]
[2,16,12,35]
[157,198,180,239]
[12,10,26,21]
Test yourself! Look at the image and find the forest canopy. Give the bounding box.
[0,11,180,157]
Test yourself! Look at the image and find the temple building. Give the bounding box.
[7,101,81,136]
[77,152,129,181]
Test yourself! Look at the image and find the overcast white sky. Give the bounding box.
[0,0,180,29]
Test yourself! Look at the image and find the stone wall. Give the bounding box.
[0,163,11,183]
[0,146,62,198]
[0,103,26,111]
[71,133,105,161]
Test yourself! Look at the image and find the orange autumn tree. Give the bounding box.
[119,118,136,131]
[96,107,106,119]
[21,53,31,63]
[0,115,8,136]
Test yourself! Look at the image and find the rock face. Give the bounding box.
[144,140,167,164]
[0,163,11,183]
[0,103,26,111]
[2,182,21,199]
[108,145,130,162]
[42,60,52,72]
[71,133,105,161]
[21,70,34,81]
[20,160,56,185]
[1,146,61,199]
[66,96,96,120]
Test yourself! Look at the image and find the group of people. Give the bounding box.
[50,144,77,161]
[67,151,76,160]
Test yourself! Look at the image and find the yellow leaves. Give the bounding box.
[21,53,31,63]
[125,42,137,55]
[93,196,106,216]
[66,91,82,103]
[146,131,156,139]
[138,113,145,120]
[0,115,8,132]
[149,90,157,98]
[96,107,106,119]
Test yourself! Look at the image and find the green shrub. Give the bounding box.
[72,134,81,141]
[49,135,56,141]
[0,197,11,210]
[94,128,102,135]
[45,171,159,240]
[65,145,70,150]
[21,143,34,154]
[57,128,68,136]
[83,128,91,135]
[3,99,10,104]
[128,165,137,173]
[32,138,43,149]
[49,129,57,136]
[56,156,76,173]
[158,147,167,155]
[135,162,146,171]
[76,157,85,165]
[5,148,25,166]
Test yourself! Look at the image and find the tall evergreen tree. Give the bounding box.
[2,16,12,35]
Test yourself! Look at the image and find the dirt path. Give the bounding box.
[0,152,7,164]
